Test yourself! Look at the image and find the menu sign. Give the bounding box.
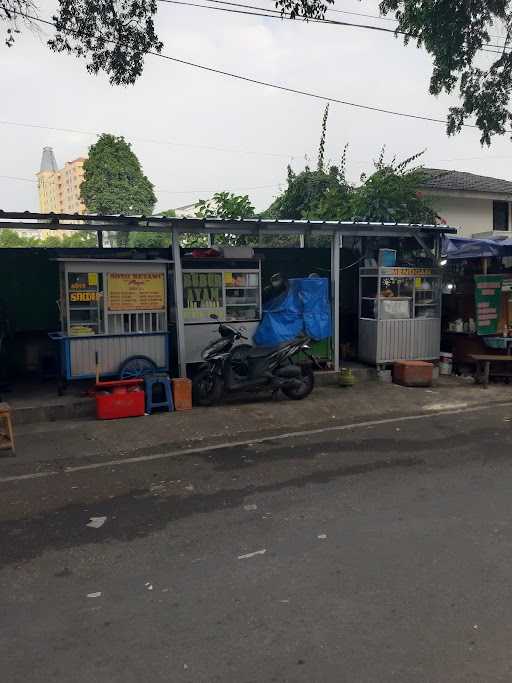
[108,272,165,311]
[475,275,503,335]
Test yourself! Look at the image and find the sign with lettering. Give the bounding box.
[108,272,165,311]
[381,268,433,277]
[69,291,100,303]
[475,275,503,335]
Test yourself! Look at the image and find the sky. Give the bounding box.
[2,0,512,214]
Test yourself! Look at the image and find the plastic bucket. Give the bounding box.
[172,378,193,411]
[439,351,453,376]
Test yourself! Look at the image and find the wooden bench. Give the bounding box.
[469,354,512,389]
[0,402,15,455]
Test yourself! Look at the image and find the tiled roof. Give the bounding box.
[421,168,512,195]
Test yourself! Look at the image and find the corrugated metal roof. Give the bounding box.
[421,168,512,195]
[0,210,458,235]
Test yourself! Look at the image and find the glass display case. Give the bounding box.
[358,266,442,365]
[182,269,261,324]
[181,261,262,364]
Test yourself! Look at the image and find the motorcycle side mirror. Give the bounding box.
[210,313,219,320]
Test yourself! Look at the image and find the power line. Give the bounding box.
[161,0,511,53]
[6,9,488,132]
[0,119,296,160]
[0,173,281,194]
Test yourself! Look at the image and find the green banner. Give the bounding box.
[475,275,503,335]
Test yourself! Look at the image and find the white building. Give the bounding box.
[421,169,512,238]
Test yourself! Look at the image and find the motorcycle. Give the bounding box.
[192,315,315,406]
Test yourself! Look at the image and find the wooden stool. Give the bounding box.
[0,402,15,455]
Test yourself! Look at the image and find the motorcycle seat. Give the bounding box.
[248,342,292,358]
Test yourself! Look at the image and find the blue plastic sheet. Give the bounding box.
[254,278,331,346]
[444,236,512,259]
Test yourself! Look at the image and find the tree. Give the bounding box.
[274,0,512,144]
[0,228,35,247]
[195,192,255,220]
[194,192,256,246]
[1,0,161,85]
[0,228,98,247]
[128,210,175,248]
[81,134,156,247]
[348,149,437,224]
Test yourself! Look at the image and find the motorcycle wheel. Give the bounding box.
[192,368,224,406]
[282,365,315,400]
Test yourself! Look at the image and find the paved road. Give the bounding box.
[2,405,512,682]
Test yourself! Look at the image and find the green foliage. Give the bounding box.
[0,228,98,248]
[0,229,36,247]
[379,0,512,144]
[349,149,437,224]
[266,147,436,225]
[271,0,512,144]
[81,134,156,247]
[195,192,255,220]
[2,0,162,85]
[128,209,175,247]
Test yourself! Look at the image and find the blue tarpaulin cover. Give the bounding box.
[444,236,512,259]
[254,277,331,346]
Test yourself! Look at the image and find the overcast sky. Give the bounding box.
[2,0,512,214]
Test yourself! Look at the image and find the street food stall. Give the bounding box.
[180,256,262,364]
[50,258,170,383]
[442,236,512,369]
[358,265,442,365]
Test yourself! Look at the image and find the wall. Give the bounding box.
[426,194,495,237]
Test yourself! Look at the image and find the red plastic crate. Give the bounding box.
[95,380,145,420]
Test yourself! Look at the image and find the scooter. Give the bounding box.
[192,315,315,406]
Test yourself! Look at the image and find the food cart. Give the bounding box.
[180,256,262,364]
[358,266,442,365]
[50,258,170,384]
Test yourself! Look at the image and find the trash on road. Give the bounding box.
[86,516,107,529]
[244,504,258,511]
[87,592,102,598]
[238,549,267,560]
[145,582,153,590]
[317,534,327,540]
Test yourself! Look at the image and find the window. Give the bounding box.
[493,201,509,231]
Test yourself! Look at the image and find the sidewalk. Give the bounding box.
[1,376,510,478]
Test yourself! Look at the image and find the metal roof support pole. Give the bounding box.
[413,232,435,262]
[331,231,341,372]
[172,227,187,377]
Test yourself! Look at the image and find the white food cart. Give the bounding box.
[358,266,442,365]
[50,258,170,384]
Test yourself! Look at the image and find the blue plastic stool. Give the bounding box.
[144,373,174,414]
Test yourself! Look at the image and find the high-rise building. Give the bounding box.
[36,148,87,235]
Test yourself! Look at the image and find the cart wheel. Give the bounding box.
[119,355,158,380]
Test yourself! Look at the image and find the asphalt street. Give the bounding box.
[2,404,512,682]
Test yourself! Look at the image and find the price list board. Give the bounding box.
[475,275,503,335]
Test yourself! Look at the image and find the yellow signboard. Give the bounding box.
[108,272,165,311]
